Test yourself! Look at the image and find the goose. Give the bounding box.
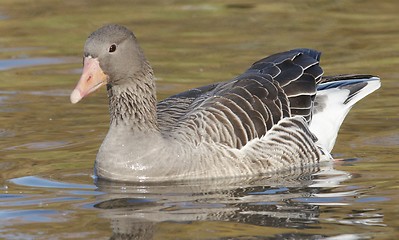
[70,24,380,182]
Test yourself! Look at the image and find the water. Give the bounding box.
[0,0,398,239]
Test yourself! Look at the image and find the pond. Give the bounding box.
[0,0,398,239]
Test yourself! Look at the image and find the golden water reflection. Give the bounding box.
[0,0,398,239]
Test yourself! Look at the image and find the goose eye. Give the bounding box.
[109,44,117,53]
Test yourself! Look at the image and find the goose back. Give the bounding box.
[157,48,323,148]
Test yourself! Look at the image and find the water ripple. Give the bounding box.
[0,209,69,223]
[0,57,66,71]
[9,176,96,190]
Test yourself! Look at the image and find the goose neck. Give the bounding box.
[107,68,158,132]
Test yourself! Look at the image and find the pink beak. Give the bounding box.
[70,57,107,104]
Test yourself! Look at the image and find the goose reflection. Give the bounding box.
[94,163,354,239]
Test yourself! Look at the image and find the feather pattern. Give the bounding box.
[157,48,323,147]
[72,24,381,182]
[310,74,381,151]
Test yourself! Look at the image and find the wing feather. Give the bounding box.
[157,48,322,148]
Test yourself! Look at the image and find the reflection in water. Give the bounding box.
[0,57,65,71]
[94,164,377,239]
[9,176,96,190]
[0,0,397,238]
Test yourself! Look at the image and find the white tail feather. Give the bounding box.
[309,77,381,152]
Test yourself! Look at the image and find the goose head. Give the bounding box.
[70,24,146,104]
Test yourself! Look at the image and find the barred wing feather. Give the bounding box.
[157,48,323,150]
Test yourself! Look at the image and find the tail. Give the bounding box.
[309,75,381,152]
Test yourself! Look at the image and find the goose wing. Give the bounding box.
[157,48,323,148]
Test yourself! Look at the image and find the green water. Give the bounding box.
[0,0,398,239]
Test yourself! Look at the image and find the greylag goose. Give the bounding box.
[70,24,380,182]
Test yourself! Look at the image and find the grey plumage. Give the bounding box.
[70,24,380,182]
[158,49,323,149]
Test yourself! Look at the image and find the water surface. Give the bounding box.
[0,0,398,239]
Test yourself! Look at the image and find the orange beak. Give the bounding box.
[70,57,107,104]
